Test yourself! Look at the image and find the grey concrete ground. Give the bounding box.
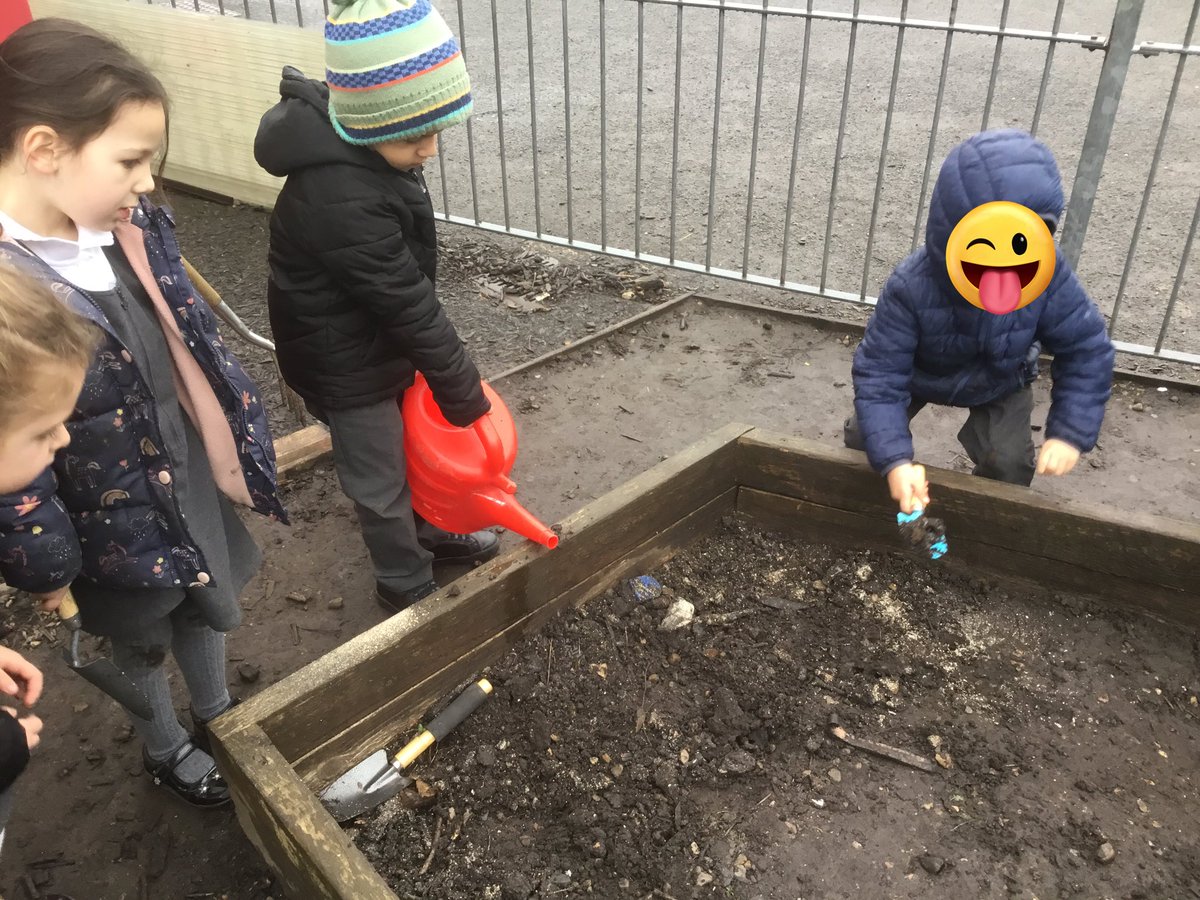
[154,0,1198,356]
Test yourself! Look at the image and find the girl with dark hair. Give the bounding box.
[0,18,287,807]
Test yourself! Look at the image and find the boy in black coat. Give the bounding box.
[255,0,497,612]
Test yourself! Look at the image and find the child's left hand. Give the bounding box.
[1036,438,1081,476]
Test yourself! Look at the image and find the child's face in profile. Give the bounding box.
[374,132,439,171]
[0,363,84,493]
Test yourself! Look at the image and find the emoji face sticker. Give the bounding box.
[945,201,1056,315]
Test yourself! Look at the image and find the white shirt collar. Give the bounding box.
[0,211,117,291]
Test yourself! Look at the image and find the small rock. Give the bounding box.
[477,747,496,767]
[805,735,823,753]
[828,768,842,783]
[1096,842,1116,864]
[658,598,695,631]
[720,750,756,775]
[918,854,946,875]
[518,834,533,848]
[285,592,308,605]
[113,724,135,744]
[812,580,827,592]
[696,869,714,887]
[501,873,534,900]
[550,872,572,888]
[1131,402,1145,412]
[327,597,344,610]
[1137,798,1150,814]
[604,792,624,809]
[237,662,262,684]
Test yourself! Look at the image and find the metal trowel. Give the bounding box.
[321,679,493,822]
[59,590,153,720]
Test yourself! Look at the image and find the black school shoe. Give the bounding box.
[376,579,439,614]
[419,529,500,568]
[143,740,231,808]
[190,697,243,757]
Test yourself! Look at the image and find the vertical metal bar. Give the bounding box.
[561,0,575,242]
[243,0,251,19]
[437,142,451,218]
[861,0,909,299]
[705,0,728,271]
[740,0,769,278]
[635,0,645,256]
[820,0,861,291]
[1030,0,1067,136]
[524,0,543,236]
[323,0,330,17]
[668,1,685,263]
[980,0,1012,131]
[489,0,512,229]
[455,0,481,224]
[1156,191,1200,353]
[1060,0,1146,266]
[910,0,958,252]
[1108,0,1197,333]
[779,0,814,283]
[216,0,225,17]
[267,0,278,24]
[294,0,303,28]
[600,0,609,248]
[193,0,201,12]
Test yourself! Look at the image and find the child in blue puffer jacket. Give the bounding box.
[845,130,1115,513]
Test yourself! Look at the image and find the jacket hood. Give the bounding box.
[925,129,1065,276]
[254,67,391,177]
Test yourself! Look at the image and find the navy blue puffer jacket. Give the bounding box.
[852,129,1115,474]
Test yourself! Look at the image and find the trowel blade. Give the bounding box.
[320,750,411,822]
[62,648,153,720]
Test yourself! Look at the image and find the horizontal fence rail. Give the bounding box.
[132,0,1200,366]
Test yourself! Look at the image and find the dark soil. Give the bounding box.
[352,517,1200,900]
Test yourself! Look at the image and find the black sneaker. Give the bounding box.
[419,529,500,568]
[376,579,439,614]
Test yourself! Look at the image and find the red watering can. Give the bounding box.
[402,374,558,549]
[0,2,32,43]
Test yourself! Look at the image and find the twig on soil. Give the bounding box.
[19,874,40,900]
[418,816,444,876]
[546,639,554,684]
[701,609,759,626]
[766,371,795,379]
[827,713,938,773]
[291,623,301,646]
[620,433,644,443]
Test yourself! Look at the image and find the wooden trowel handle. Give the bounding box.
[393,679,493,770]
[56,590,82,631]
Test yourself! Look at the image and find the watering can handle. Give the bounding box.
[472,415,509,479]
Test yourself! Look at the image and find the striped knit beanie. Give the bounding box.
[325,0,473,145]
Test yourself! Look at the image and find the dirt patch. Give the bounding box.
[352,516,1200,900]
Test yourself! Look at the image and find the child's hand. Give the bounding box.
[1036,439,1081,476]
[887,463,931,514]
[3,708,42,752]
[0,648,42,708]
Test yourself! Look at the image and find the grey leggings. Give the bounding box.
[110,599,230,762]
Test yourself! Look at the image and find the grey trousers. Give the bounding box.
[845,386,1037,486]
[308,397,435,592]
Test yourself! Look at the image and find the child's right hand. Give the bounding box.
[0,647,43,708]
[3,709,42,752]
[887,463,931,514]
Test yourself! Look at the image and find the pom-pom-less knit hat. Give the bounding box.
[325,0,473,145]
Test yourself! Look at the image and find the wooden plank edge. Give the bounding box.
[734,427,1200,549]
[274,423,333,480]
[295,487,737,789]
[736,487,1200,628]
[221,422,752,737]
[214,724,395,900]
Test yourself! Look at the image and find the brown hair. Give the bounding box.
[0,18,169,163]
[0,263,99,429]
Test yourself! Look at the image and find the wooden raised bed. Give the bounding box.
[211,424,1200,899]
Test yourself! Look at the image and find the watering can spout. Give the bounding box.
[471,488,559,549]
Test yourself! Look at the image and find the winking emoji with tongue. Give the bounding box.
[846,129,1115,518]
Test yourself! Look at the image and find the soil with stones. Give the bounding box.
[351,517,1200,900]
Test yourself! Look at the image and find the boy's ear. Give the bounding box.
[20,126,68,176]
